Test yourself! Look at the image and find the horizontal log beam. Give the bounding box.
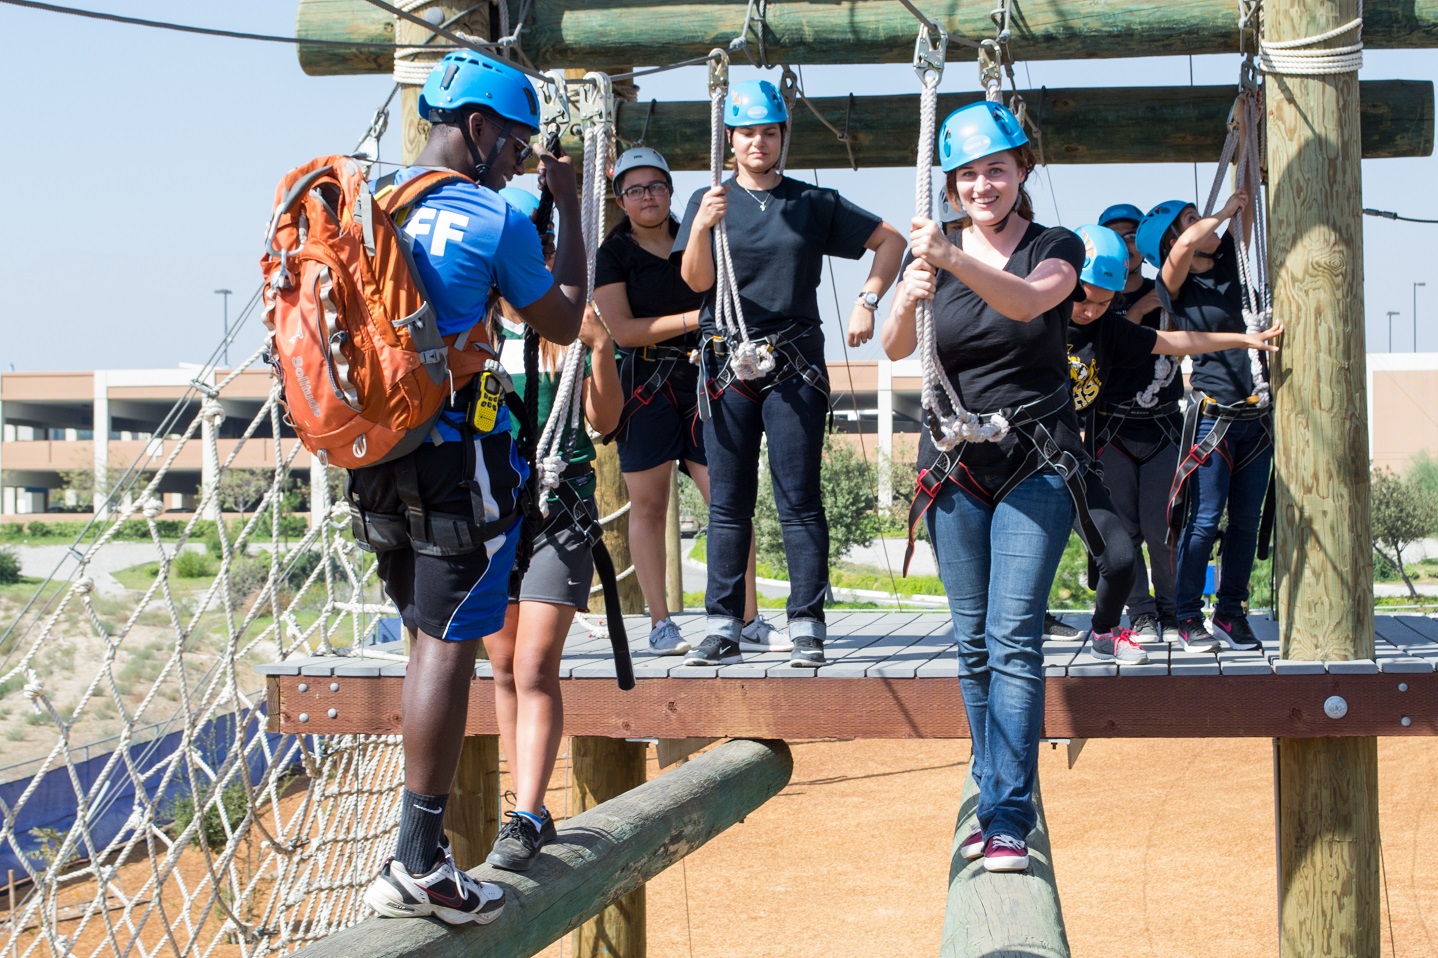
[941,771,1070,958]
[550,80,1432,167]
[291,739,792,958]
[265,672,1438,739]
[296,0,1438,76]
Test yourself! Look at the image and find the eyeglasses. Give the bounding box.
[618,182,673,201]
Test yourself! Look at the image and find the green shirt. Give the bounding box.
[500,324,596,501]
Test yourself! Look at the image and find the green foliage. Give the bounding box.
[753,437,880,574]
[26,826,68,868]
[677,470,709,530]
[164,777,251,852]
[1372,466,1438,598]
[26,521,85,539]
[1047,533,1097,608]
[0,546,20,585]
[173,550,219,579]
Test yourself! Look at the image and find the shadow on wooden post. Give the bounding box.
[940,767,1070,958]
[290,739,792,958]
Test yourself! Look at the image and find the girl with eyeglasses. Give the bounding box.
[594,147,781,657]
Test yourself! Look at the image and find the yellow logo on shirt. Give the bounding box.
[1068,351,1101,410]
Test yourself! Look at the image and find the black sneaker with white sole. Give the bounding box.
[487,811,544,872]
[789,634,825,668]
[364,855,505,924]
[1209,612,1263,651]
[1043,612,1082,641]
[684,634,741,666]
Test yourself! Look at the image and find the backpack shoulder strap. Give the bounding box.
[373,170,473,216]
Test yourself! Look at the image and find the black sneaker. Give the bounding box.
[1129,612,1161,643]
[537,808,558,846]
[789,634,826,668]
[486,811,543,872]
[1210,612,1262,651]
[684,634,741,666]
[1175,615,1220,652]
[1043,612,1082,641]
[1158,612,1181,643]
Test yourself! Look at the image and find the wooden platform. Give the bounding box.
[261,612,1438,740]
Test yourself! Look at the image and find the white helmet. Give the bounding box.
[939,190,961,224]
[612,147,672,193]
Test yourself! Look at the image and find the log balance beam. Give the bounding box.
[941,770,1069,958]
[291,739,791,958]
[295,0,1438,75]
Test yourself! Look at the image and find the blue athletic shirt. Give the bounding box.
[384,167,555,441]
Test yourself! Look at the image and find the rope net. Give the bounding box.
[0,344,409,958]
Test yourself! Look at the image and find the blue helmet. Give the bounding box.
[725,79,787,127]
[1076,224,1130,293]
[1136,199,1194,269]
[418,50,540,131]
[498,187,540,218]
[1098,203,1144,228]
[938,101,1029,172]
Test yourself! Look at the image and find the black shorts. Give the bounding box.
[616,363,706,473]
[511,495,597,610]
[348,429,525,641]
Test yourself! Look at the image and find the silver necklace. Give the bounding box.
[736,181,776,212]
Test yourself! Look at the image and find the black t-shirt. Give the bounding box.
[1066,313,1159,413]
[672,176,882,337]
[914,222,1087,481]
[594,226,704,352]
[1157,231,1264,404]
[1099,277,1183,443]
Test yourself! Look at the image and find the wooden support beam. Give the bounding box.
[296,0,1438,76]
[570,737,648,958]
[940,768,1069,958]
[547,81,1430,169]
[290,739,792,958]
[1267,0,1382,954]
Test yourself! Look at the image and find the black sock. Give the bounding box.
[396,789,449,875]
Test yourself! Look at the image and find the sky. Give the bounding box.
[1,1,1435,373]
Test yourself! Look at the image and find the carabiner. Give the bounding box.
[707,48,730,97]
[913,23,948,85]
[539,70,572,144]
[579,72,616,126]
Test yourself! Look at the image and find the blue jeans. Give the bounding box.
[1174,416,1273,619]
[702,362,830,640]
[926,472,1073,840]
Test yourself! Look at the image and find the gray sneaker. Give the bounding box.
[683,634,741,666]
[1129,612,1161,643]
[647,618,690,656]
[789,634,826,668]
[740,614,793,652]
[1089,628,1150,664]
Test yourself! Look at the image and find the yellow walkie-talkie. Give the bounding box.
[469,370,505,433]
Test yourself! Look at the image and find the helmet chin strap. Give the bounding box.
[458,114,513,186]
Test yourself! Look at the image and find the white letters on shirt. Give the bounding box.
[431,211,469,257]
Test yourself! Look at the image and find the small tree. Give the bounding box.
[212,469,276,517]
[753,436,879,574]
[1371,466,1438,598]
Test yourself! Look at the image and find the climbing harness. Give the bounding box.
[910,25,1008,450]
[705,50,777,382]
[605,344,696,444]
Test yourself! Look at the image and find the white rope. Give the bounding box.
[1133,311,1179,408]
[911,27,1007,449]
[707,50,775,381]
[1258,1,1364,76]
[533,74,613,516]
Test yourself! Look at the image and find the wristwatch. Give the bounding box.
[856,291,880,311]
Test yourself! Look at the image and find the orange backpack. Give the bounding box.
[260,156,495,469]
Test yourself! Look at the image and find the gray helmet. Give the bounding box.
[612,147,672,194]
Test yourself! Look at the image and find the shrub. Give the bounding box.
[0,522,26,539]
[173,550,219,579]
[0,546,21,585]
[164,777,251,852]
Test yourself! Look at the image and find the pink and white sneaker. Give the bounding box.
[983,834,1030,873]
[1089,627,1150,664]
[959,825,985,861]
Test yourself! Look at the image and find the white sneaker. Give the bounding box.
[364,855,505,925]
[647,618,690,656]
[739,614,793,652]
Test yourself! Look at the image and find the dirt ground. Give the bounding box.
[524,737,1438,958]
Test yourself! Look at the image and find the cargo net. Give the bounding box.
[0,332,403,958]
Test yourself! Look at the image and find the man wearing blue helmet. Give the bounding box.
[675,77,904,669]
[1064,225,1282,666]
[358,50,586,926]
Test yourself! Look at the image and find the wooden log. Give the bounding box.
[290,739,792,958]
[1267,0,1382,955]
[940,767,1069,958]
[296,0,1438,76]
[546,81,1431,169]
[570,737,648,958]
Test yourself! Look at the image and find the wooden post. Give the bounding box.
[1267,1,1381,955]
[665,465,684,612]
[297,0,1438,75]
[292,740,792,958]
[393,3,503,871]
[570,736,648,958]
[940,769,1068,958]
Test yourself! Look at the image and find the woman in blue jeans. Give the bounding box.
[883,102,1085,872]
[674,78,903,668]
